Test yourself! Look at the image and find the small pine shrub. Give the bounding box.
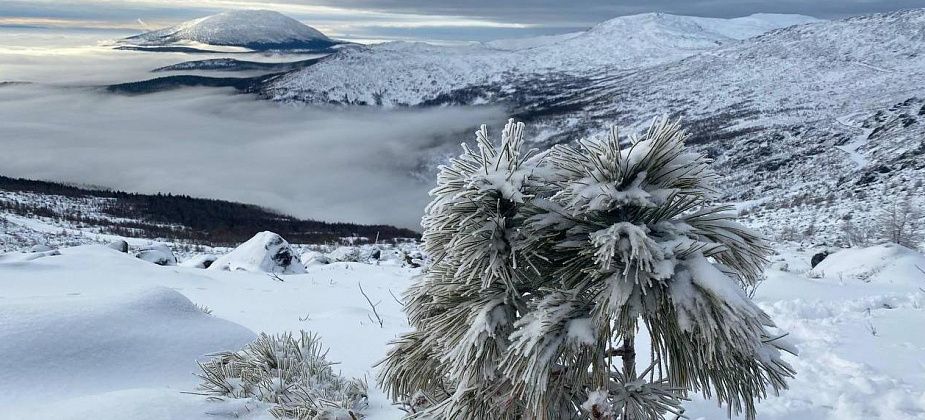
[379,117,795,420]
[195,331,367,419]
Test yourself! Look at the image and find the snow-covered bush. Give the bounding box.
[327,246,362,263]
[877,198,923,250]
[379,118,795,419]
[195,331,367,419]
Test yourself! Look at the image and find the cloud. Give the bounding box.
[3,0,919,42]
[0,42,505,229]
[0,83,504,229]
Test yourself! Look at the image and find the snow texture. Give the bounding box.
[0,240,923,418]
[0,243,415,419]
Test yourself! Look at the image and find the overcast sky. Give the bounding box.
[1,0,923,41]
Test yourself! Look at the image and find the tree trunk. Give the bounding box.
[621,333,636,379]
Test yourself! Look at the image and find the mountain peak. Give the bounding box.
[122,9,339,51]
[588,12,821,40]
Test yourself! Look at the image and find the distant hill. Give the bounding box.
[0,175,419,246]
[120,10,344,52]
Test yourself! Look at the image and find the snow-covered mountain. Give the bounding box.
[121,10,342,51]
[265,12,819,105]
[523,10,925,241]
[261,9,925,243]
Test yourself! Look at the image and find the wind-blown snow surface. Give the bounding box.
[121,10,337,51]
[1,242,924,419]
[0,245,414,419]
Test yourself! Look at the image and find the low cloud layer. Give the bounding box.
[0,83,502,230]
[0,31,511,229]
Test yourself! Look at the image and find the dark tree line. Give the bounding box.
[0,175,419,246]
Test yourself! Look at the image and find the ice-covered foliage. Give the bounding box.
[195,331,367,419]
[379,117,794,419]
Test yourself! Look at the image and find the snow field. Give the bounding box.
[0,243,924,418]
[0,245,414,419]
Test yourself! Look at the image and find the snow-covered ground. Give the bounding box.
[0,244,414,419]
[1,240,924,419]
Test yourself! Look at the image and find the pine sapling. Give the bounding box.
[379,117,796,420]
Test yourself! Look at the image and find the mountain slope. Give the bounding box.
[263,9,925,244]
[122,10,341,51]
[530,10,925,242]
[265,13,818,105]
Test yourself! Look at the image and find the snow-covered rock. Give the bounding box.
[209,231,305,274]
[809,243,925,285]
[180,254,218,269]
[121,10,341,51]
[107,240,129,253]
[29,244,53,253]
[300,250,331,266]
[135,243,177,266]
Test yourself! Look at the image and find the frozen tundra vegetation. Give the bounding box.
[2,118,925,420]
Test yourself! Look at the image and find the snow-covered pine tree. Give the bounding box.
[379,117,796,420]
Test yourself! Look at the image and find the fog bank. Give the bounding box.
[0,84,503,229]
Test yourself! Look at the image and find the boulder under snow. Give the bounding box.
[29,245,54,253]
[209,231,305,274]
[180,254,218,269]
[107,240,129,253]
[300,250,331,266]
[135,243,178,266]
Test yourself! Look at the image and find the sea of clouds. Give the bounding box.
[0,28,505,229]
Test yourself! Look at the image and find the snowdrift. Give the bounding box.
[0,248,60,263]
[809,243,925,285]
[0,287,255,405]
[209,231,306,274]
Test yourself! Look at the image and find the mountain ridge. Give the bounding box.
[261,9,925,244]
[0,175,419,247]
[263,12,820,105]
